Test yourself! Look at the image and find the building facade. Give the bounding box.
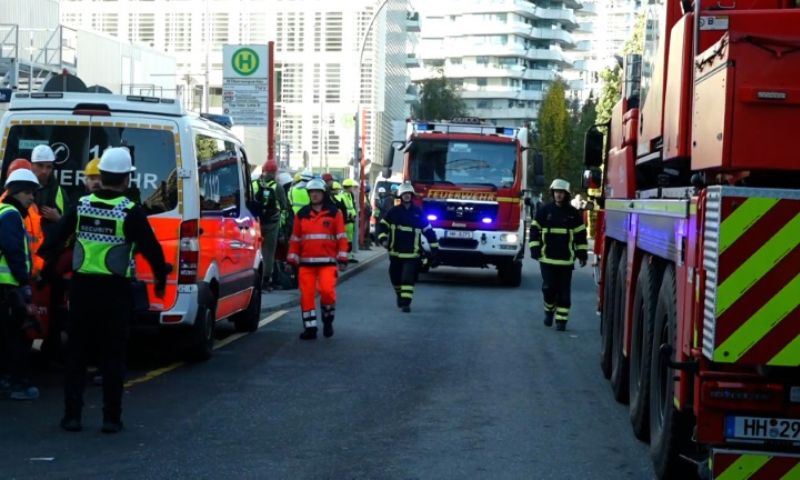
[60,0,417,173]
[411,0,585,127]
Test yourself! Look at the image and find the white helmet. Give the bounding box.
[305,178,326,192]
[4,168,40,190]
[549,178,570,193]
[300,168,314,181]
[99,147,136,174]
[277,172,293,186]
[378,187,386,194]
[250,169,261,182]
[31,145,56,163]
[396,182,416,197]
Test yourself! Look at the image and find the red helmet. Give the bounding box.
[321,172,334,183]
[7,158,33,174]
[263,158,278,173]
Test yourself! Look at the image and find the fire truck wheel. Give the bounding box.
[233,271,263,333]
[498,261,522,287]
[600,241,621,379]
[648,265,693,479]
[184,286,216,362]
[610,249,630,403]
[629,255,662,442]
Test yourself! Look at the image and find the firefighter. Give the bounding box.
[340,178,358,262]
[377,182,439,313]
[39,147,168,433]
[286,179,348,340]
[0,169,41,400]
[528,179,588,331]
[288,169,313,214]
[83,157,102,193]
[31,145,69,238]
[252,159,287,290]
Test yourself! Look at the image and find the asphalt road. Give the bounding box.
[0,258,653,480]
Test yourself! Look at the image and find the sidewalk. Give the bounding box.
[261,247,387,313]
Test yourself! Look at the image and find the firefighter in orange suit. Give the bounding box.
[286,179,349,340]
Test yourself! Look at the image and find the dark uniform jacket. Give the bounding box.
[529,202,588,267]
[378,204,439,259]
[0,196,32,286]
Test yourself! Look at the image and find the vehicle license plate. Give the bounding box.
[446,230,472,239]
[726,416,800,441]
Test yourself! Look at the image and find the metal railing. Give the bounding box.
[0,24,78,91]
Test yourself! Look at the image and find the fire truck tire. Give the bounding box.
[184,286,216,362]
[629,255,661,442]
[600,241,621,379]
[610,248,629,403]
[498,261,522,287]
[649,265,694,479]
[233,271,263,332]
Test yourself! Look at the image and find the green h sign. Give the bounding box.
[232,48,260,76]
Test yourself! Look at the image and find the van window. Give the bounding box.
[196,134,241,215]
[1,123,178,215]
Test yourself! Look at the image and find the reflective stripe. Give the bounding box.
[531,220,541,228]
[429,242,439,249]
[575,244,588,250]
[542,227,569,234]
[572,224,586,233]
[400,293,413,299]
[55,186,65,214]
[719,197,778,254]
[286,253,299,262]
[396,225,414,232]
[290,235,302,242]
[529,241,541,247]
[377,233,388,240]
[390,252,420,259]
[336,232,348,239]
[400,285,415,291]
[300,256,337,263]
[716,454,770,480]
[304,320,318,328]
[380,219,390,226]
[302,233,336,241]
[302,310,316,319]
[423,225,433,232]
[544,302,556,312]
[556,307,570,314]
[540,258,575,266]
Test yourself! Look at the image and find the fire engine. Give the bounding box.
[584,1,800,478]
[383,118,530,286]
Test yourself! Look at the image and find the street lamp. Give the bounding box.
[352,0,392,253]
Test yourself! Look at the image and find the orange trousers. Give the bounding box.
[298,265,337,328]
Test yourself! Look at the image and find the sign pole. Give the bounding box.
[267,41,275,164]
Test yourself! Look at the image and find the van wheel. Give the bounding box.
[233,275,262,333]
[498,261,522,287]
[649,265,694,479]
[600,241,621,379]
[185,295,216,362]
[629,255,661,441]
[610,248,629,403]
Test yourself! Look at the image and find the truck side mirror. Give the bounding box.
[531,152,545,187]
[584,126,605,168]
[582,167,602,190]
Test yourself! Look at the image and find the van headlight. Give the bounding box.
[500,233,518,243]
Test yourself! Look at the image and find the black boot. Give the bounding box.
[401,305,411,313]
[543,311,554,327]
[323,321,334,338]
[60,416,82,432]
[556,321,567,331]
[299,327,318,340]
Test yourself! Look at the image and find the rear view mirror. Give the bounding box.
[531,153,545,187]
[584,126,604,168]
[583,167,602,190]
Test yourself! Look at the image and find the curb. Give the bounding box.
[260,251,387,314]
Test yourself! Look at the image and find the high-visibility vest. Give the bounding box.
[73,194,135,278]
[55,185,65,214]
[0,203,31,286]
[289,186,310,214]
[336,191,355,222]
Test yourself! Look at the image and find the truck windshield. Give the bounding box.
[410,140,517,188]
[1,123,178,215]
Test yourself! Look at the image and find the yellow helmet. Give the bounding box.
[293,172,302,183]
[342,178,356,188]
[84,158,101,176]
[332,181,342,191]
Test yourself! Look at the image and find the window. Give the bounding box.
[477,77,487,87]
[195,135,241,215]
[325,12,343,52]
[129,13,155,47]
[449,57,463,65]
[1,124,178,215]
[165,12,192,52]
[92,13,118,37]
[325,63,341,103]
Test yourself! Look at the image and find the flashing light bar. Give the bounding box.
[427,214,438,221]
[481,217,493,224]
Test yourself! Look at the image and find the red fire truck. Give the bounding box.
[383,118,530,286]
[584,1,800,478]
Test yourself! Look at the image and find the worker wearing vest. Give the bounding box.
[251,159,288,290]
[288,169,312,214]
[31,145,69,239]
[340,178,358,262]
[286,179,349,340]
[377,182,439,313]
[0,169,40,401]
[0,160,45,278]
[40,147,169,434]
[528,179,588,331]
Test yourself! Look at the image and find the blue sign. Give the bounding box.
[0,88,12,103]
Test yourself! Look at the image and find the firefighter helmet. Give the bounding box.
[396,182,416,197]
[306,178,326,192]
[549,178,570,193]
[342,178,356,188]
[300,168,314,181]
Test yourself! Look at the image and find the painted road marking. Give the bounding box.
[124,309,288,388]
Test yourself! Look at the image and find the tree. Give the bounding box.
[536,79,574,190]
[413,72,468,121]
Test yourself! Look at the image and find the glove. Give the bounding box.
[338,261,348,272]
[531,247,541,261]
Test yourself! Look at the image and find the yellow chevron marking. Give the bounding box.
[716,453,771,480]
[719,197,778,254]
[769,332,800,367]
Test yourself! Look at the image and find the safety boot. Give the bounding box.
[543,311,554,327]
[401,305,411,313]
[556,321,567,332]
[299,327,318,340]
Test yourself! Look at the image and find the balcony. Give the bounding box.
[406,11,420,33]
[461,89,544,102]
[573,40,592,52]
[575,21,593,34]
[471,106,539,121]
[444,65,557,82]
[405,53,421,68]
[577,2,597,15]
[447,44,569,65]
[445,22,575,46]
[444,1,579,28]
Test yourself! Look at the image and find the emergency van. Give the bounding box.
[0,92,264,361]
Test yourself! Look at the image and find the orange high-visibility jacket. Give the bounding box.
[0,191,44,277]
[287,201,349,266]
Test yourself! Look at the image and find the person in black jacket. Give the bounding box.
[529,179,588,331]
[39,147,169,434]
[377,182,439,313]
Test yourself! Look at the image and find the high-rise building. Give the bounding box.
[564,0,600,103]
[600,0,642,61]
[412,0,585,127]
[60,0,418,172]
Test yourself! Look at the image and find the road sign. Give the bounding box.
[223,45,269,127]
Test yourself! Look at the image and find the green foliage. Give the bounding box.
[596,66,621,126]
[413,72,468,121]
[623,12,646,55]
[537,79,574,190]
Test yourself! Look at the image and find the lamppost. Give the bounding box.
[352,0,392,253]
